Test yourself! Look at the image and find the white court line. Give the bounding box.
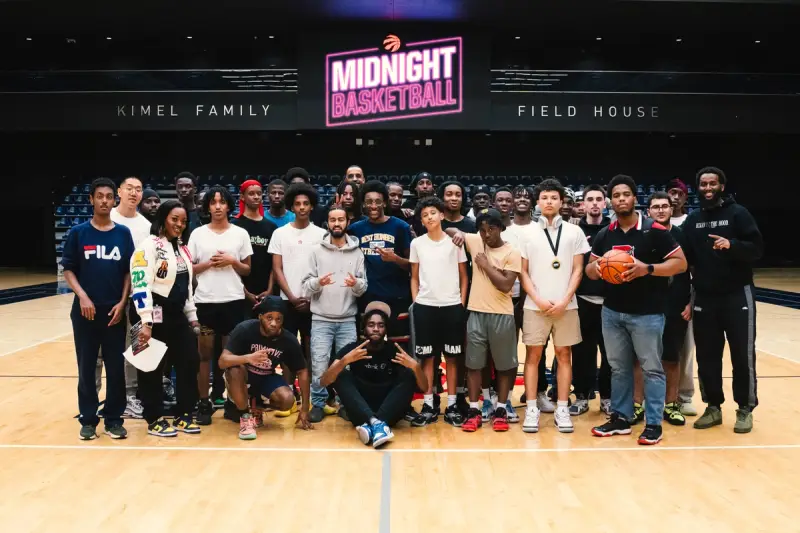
[757,345,800,365]
[0,333,72,358]
[1,443,799,454]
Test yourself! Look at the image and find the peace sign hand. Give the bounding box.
[344,339,371,364]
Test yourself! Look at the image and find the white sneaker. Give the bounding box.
[600,399,613,416]
[537,392,556,413]
[506,400,520,423]
[523,406,540,433]
[569,398,589,416]
[679,400,698,416]
[123,396,144,419]
[554,406,574,433]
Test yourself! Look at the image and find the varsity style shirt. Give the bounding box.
[591,215,681,315]
[349,216,413,301]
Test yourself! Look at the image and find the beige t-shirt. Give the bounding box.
[464,233,521,315]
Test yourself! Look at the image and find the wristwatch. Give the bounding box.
[647,264,655,275]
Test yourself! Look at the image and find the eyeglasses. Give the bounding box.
[122,186,143,194]
[649,205,672,211]
[364,199,384,207]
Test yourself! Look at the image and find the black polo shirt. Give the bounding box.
[591,214,681,315]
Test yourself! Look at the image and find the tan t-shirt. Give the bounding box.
[464,233,521,315]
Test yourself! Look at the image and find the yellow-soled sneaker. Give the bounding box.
[274,400,298,418]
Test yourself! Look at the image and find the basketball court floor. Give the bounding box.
[1,268,799,533]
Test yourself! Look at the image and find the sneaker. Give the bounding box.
[79,424,97,441]
[569,396,589,416]
[356,423,372,445]
[591,413,632,437]
[492,407,510,432]
[239,413,257,440]
[123,396,144,419]
[505,400,520,423]
[638,424,663,445]
[462,408,483,432]
[693,406,722,429]
[148,418,178,437]
[554,406,574,433]
[600,398,613,416]
[371,421,394,448]
[403,405,419,422]
[523,406,541,433]
[104,423,128,439]
[274,400,298,418]
[481,399,494,422]
[196,399,213,425]
[734,408,753,434]
[174,415,201,434]
[663,402,686,426]
[420,403,438,424]
[406,407,428,427]
[444,405,464,427]
[250,398,264,428]
[632,402,645,425]
[309,406,325,423]
[679,400,698,417]
[212,397,226,409]
[223,400,241,423]
[322,404,338,416]
[456,393,470,418]
[537,392,556,414]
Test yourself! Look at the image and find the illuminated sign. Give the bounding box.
[325,35,463,127]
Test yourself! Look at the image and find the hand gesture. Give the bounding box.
[247,349,271,368]
[345,339,371,364]
[708,234,730,250]
[621,257,650,282]
[344,272,357,287]
[138,323,152,345]
[295,409,314,431]
[544,299,568,318]
[473,252,489,270]
[392,343,418,370]
[401,208,414,219]
[681,302,693,322]
[108,301,125,326]
[319,273,335,287]
[535,298,554,313]
[211,251,236,267]
[79,293,96,321]
[450,230,465,247]
[376,247,400,263]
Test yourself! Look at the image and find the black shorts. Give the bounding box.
[410,302,466,359]
[284,304,312,338]
[196,300,246,337]
[359,294,412,346]
[662,314,689,363]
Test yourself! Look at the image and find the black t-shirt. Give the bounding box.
[591,215,681,315]
[335,340,410,387]
[442,216,477,234]
[225,319,306,376]
[233,215,277,295]
[667,225,692,316]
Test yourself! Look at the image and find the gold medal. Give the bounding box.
[552,258,561,270]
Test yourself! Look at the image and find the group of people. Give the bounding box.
[63,164,763,448]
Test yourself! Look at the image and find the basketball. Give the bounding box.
[383,34,401,52]
[599,249,634,284]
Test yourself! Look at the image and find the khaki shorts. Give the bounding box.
[522,308,582,347]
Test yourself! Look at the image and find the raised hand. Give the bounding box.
[319,273,335,287]
[392,343,418,370]
[345,339,372,364]
[344,272,357,287]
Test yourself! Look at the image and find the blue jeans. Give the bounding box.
[310,318,358,408]
[601,307,666,426]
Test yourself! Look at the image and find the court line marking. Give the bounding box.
[757,346,800,366]
[379,453,392,533]
[0,333,72,358]
[1,443,798,454]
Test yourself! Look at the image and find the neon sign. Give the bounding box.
[325,35,463,127]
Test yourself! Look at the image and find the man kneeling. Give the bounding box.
[321,302,427,448]
[220,296,313,439]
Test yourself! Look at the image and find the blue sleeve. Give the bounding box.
[120,227,135,264]
[62,226,80,273]
[399,220,412,256]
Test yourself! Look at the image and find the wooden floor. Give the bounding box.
[1,269,800,533]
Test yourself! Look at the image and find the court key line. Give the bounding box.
[1,443,799,454]
[0,333,72,358]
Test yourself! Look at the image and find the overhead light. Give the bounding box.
[515,36,520,40]
[269,35,274,39]
[253,36,258,40]
[755,40,761,44]
[187,36,192,39]
[106,36,112,40]
[676,38,682,42]
[596,37,602,41]
[26,37,32,41]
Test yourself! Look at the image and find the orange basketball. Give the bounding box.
[599,249,634,285]
[383,34,401,53]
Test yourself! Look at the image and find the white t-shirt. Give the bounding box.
[188,224,254,303]
[671,214,688,227]
[111,208,151,247]
[409,233,467,306]
[521,216,590,311]
[267,223,327,300]
[502,222,537,298]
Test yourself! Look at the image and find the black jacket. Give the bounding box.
[683,196,763,295]
[576,216,611,298]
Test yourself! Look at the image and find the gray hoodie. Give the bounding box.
[301,234,367,321]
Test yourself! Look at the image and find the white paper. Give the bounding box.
[123,337,168,372]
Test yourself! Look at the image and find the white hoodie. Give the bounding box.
[301,234,367,321]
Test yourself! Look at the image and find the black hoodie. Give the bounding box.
[683,196,763,295]
[577,216,611,298]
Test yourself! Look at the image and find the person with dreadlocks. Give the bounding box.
[233,180,277,312]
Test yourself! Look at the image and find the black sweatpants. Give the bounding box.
[335,369,417,427]
[571,298,611,399]
[136,313,200,424]
[71,301,126,427]
[693,285,758,410]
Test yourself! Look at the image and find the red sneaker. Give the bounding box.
[492,407,510,432]
[462,408,483,432]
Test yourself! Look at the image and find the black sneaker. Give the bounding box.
[638,424,663,445]
[456,393,470,418]
[223,399,240,422]
[591,413,633,437]
[433,394,441,412]
[79,424,97,441]
[404,406,427,427]
[444,405,464,427]
[196,399,213,426]
[403,406,419,422]
[104,423,127,439]
[420,403,439,424]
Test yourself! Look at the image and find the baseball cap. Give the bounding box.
[472,184,490,197]
[475,207,505,230]
[410,172,433,190]
[364,301,392,319]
